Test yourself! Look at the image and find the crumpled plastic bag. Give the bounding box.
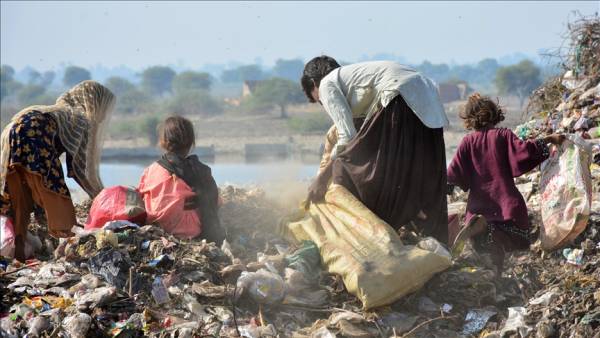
[462,308,497,335]
[88,248,139,292]
[62,312,92,338]
[1,216,42,259]
[417,237,452,260]
[282,268,329,308]
[500,307,532,338]
[85,185,146,230]
[75,286,117,310]
[235,268,286,304]
[27,315,51,336]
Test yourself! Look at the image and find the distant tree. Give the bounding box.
[272,59,304,81]
[141,66,176,95]
[139,115,161,146]
[17,84,50,106]
[164,90,222,116]
[105,76,135,96]
[477,58,499,74]
[221,65,263,83]
[39,71,55,88]
[116,89,151,115]
[63,66,91,87]
[1,65,23,102]
[25,69,55,88]
[172,71,212,94]
[416,61,451,82]
[28,69,41,84]
[245,77,304,118]
[495,60,542,107]
[1,65,15,79]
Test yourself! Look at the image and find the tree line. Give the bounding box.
[1,58,544,121]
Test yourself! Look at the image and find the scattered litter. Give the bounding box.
[462,308,497,335]
[500,307,532,338]
[562,248,584,265]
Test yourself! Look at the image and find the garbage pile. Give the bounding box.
[2,172,596,338]
[523,15,600,161]
[1,16,599,338]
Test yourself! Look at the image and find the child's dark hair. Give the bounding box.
[460,93,505,130]
[301,55,341,102]
[158,115,195,155]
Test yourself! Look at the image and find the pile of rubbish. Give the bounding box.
[2,170,597,338]
[522,15,600,158]
[1,16,599,338]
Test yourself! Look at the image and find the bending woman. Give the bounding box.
[302,56,449,242]
[0,80,115,260]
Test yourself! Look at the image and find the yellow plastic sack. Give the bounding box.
[280,184,452,310]
[539,134,593,251]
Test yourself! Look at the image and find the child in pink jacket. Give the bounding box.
[138,116,224,243]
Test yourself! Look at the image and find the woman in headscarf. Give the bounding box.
[302,56,449,243]
[0,80,115,260]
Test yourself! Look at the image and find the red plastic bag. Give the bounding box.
[85,186,146,230]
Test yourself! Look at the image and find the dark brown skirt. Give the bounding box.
[332,95,448,243]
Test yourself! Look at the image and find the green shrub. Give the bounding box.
[287,113,332,133]
[162,90,222,116]
[138,115,162,146]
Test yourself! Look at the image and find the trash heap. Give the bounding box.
[523,15,600,153]
[2,173,596,338]
[0,186,499,338]
[1,17,599,338]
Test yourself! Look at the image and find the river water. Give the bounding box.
[65,158,319,201]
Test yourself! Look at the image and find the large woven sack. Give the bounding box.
[539,134,592,251]
[280,184,452,310]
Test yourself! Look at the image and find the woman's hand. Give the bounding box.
[307,177,328,204]
[306,161,334,204]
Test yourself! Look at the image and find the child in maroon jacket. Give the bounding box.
[448,94,564,272]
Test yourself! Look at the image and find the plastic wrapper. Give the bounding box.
[88,248,138,292]
[151,277,171,305]
[75,286,117,310]
[62,312,92,338]
[27,315,51,336]
[235,268,286,304]
[462,308,497,335]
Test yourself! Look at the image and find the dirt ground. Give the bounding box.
[104,95,528,159]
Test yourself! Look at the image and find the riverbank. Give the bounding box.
[102,99,525,160]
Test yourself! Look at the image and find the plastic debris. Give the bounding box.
[62,312,92,338]
[462,308,497,335]
[235,269,286,304]
[500,307,532,338]
[563,248,584,265]
[151,277,171,305]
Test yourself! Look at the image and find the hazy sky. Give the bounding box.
[1,1,598,70]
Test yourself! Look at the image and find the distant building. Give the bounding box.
[438,81,473,103]
[223,97,241,107]
[242,80,262,98]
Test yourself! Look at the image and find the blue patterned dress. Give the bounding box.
[0,110,72,217]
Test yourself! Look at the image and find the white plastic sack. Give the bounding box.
[1,216,15,257]
[539,134,592,251]
[0,216,42,259]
